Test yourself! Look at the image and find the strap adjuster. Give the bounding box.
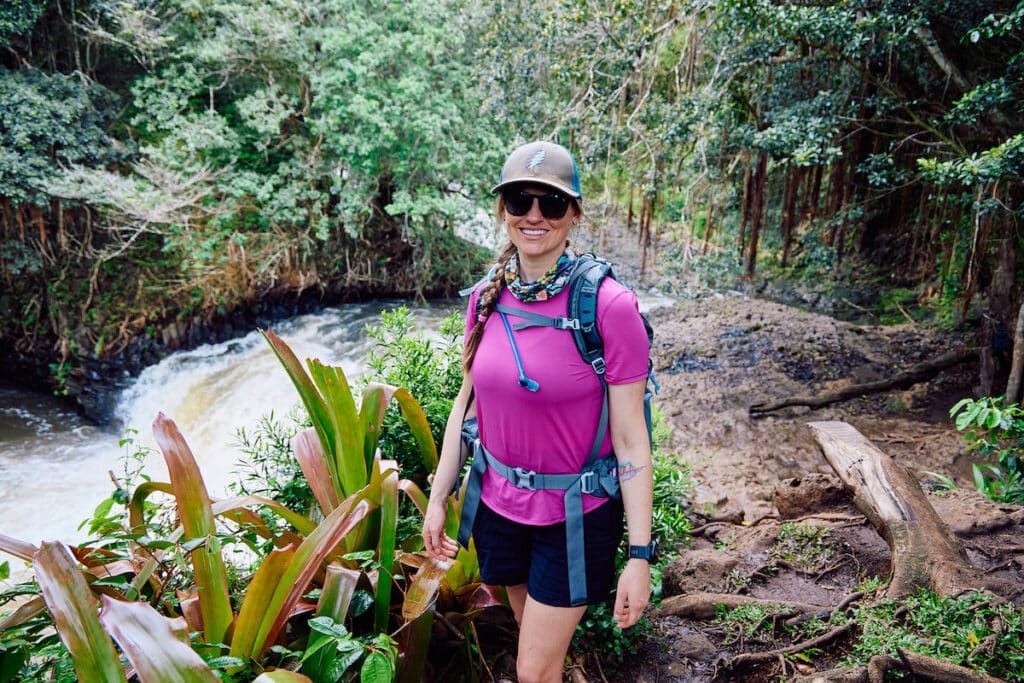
[591,358,606,375]
[555,317,581,330]
[512,467,537,490]
[579,471,597,495]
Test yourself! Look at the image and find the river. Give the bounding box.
[0,300,462,561]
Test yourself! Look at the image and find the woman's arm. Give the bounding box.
[608,378,653,628]
[422,374,475,560]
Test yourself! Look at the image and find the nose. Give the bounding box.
[524,196,544,221]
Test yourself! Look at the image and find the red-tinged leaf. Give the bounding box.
[177,590,204,635]
[34,542,127,683]
[389,386,439,474]
[291,428,340,514]
[317,562,361,623]
[241,487,376,659]
[374,460,399,633]
[359,384,392,473]
[253,671,313,683]
[262,329,338,488]
[361,384,438,475]
[401,557,452,621]
[152,412,232,645]
[308,360,365,497]
[128,481,174,532]
[230,546,295,661]
[0,533,38,561]
[211,495,316,537]
[98,595,218,682]
[83,559,137,580]
[0,595,45,630]
[456,582,506,612]
[398,480,428,517]
[395,609,433,683]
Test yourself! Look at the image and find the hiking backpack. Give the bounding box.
[455,254,658,606]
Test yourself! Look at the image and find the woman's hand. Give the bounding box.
[613,559,651,628]
[422,498,459,560]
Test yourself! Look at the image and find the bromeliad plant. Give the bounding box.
[0,328,500,682]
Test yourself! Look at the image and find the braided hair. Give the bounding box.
[463,240,516,373]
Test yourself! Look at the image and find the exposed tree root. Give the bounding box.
[660,592,824,620]
[896,647,1008,682]
[749,347,976,414]
[722,621,856,675]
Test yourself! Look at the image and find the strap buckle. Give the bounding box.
[591,358,606,375]
[555,317,581,330]
[579,471,598,495]
[512,467,537,490]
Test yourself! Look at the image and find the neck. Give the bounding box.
[518,251,562,282]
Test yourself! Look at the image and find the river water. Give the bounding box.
[0,300,462,560]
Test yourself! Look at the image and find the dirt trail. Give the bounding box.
[571,217,1024,682]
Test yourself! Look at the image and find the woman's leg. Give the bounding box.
[505,583,528,625]
[516,595,587,683]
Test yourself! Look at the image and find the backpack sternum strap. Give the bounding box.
[494,303,580,330]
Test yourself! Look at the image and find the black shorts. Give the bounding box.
[472,498,625,607]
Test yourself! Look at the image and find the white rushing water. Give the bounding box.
[0,300,460,559]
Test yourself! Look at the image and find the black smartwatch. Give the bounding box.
[628,539,658,563]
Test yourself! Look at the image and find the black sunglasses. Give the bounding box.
[502,189,572,220]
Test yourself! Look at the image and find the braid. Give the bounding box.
[463,241,517,373]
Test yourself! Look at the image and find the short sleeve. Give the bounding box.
[596,281,650,385]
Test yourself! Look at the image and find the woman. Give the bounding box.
[422,140,654,683]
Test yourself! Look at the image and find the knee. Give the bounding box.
[516,655,562,683]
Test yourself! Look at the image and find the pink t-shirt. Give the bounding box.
[465,277,650,525]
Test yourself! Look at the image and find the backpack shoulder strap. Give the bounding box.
[568,254,613,374]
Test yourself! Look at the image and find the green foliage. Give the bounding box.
[771,522,831,572]
[231,409,318,520]
[362,306,464,485]
[842,590,1024,679]
[0,0,46,45]
[951,396,1024,504]
[0,66,120,204]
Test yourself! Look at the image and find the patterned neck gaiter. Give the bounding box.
[505,245,578,302]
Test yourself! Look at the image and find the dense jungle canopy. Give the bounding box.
[1,0,1022,402]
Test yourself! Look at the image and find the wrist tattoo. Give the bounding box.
[617,462,646,482]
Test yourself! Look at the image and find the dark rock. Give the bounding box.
[774,473,847,518]
[662,549,740,596]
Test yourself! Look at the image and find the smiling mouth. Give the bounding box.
[520,228,547,236]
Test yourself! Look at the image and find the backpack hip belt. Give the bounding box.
[456,437,620,607]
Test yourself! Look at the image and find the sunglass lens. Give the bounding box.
[504,190,534,216]
[538,193,569,219]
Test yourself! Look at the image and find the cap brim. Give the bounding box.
[491,178,581,199]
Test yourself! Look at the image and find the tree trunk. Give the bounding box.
[1006,299,1024,405]
[807,422,1011,600]
[780,165,800,268]
[737,153,752,258]
[744,151,768,278]
[702,199,716,255]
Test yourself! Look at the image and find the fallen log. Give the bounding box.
[808,421,1020,600]
[750,347,976,414]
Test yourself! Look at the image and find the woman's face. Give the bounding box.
[502,183,579,270]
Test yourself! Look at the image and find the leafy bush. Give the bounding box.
[362,306,465,485]
[951,396,1024,504]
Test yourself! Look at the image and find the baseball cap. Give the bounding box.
[491,141,582,201]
